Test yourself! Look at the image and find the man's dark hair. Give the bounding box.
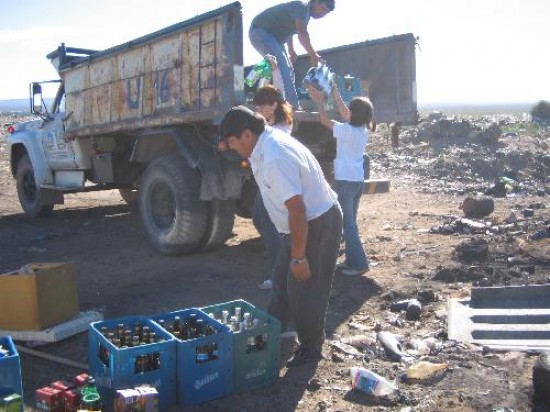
[349,97,374,130]
[319,0,335,11]
[219,105,266,141]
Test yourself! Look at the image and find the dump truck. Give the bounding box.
[7,1,417,255]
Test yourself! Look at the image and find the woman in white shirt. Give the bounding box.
[309,82,375,276]
[251,84,294,288]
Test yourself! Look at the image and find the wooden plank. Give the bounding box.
[363,179,390,195]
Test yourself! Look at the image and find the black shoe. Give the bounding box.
[286,347,322,368]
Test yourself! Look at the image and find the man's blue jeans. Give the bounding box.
[252,191,282,279]
[334,180,369,270]
[249,27,300,109]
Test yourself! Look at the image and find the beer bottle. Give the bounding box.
[173,316,181,333]
[81,376,101,409]
[196,346,209,364]
[134,355,145,374]
[243,313,251,329]
[246,336,256,354]
[221,310,229,325]
[142,326,151,343]
[195,318,204,337]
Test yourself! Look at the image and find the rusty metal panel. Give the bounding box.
[142,45,154,117]
[151,35,181,113]
[65,91,85,130]
[182,28,201,111]
[88,58,114,88]
[114,48,145,121]
[89,85,111,125]
[61,2,243,137]
[64,66,87,93]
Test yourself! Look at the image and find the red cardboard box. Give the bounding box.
[61,389,80,412]
[51,380,76,392]
[74,374,89,387]
[35,387,63,412]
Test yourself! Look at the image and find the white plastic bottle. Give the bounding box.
[350,367,397,397]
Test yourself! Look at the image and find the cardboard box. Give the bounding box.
[0,263,78,331]
[35,387,63,412]
[114,389,142,412]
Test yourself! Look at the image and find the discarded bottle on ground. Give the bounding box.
[350,367,397,397]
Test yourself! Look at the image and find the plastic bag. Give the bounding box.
[302,63,334,98]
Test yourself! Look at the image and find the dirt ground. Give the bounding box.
[1,112,549,412]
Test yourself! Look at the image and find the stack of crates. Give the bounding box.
[150,309,233,405]
[0,336,23,412]
[88,316,176,411]
[200,300,280,393]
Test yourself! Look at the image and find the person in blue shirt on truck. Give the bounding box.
[249,0,335,110]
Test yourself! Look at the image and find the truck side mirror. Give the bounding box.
[31,83,43,114]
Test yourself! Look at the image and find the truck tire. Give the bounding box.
[139,154,207,255]
[15,154,54,218]
[201,199,235,251]
[119,188,139,210]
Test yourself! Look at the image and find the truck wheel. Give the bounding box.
[15,154,54,217]
[139,154,207,255]
[119,188,139,210]
[201,199,235,251]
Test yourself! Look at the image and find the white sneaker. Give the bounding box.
[258,279,273,290]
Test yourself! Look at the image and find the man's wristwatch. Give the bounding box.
[290,256,307,265]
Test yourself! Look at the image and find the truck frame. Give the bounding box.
[7,1,417,255]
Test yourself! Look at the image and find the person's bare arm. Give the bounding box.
[287,37,298,64]
[295,19,320,67]
[285,195,311,281]
[331,82,350,122]
[308,86,333,130]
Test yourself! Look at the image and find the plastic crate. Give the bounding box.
[0,336,23,411]
[200,300,280,393]
[151,309,233,405]
[88,316,176,411]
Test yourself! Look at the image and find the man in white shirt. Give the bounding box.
[219,105,342,367]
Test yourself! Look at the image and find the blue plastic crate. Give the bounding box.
[88,316,176,411]
[201,300,280,393]
[151,309,233,405]
[0,336,23,411]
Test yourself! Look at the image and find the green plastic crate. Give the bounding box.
[200,300,280,393]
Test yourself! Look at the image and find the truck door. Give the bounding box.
[42,112,78,170]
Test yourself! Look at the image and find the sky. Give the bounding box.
[1,0,549,104]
